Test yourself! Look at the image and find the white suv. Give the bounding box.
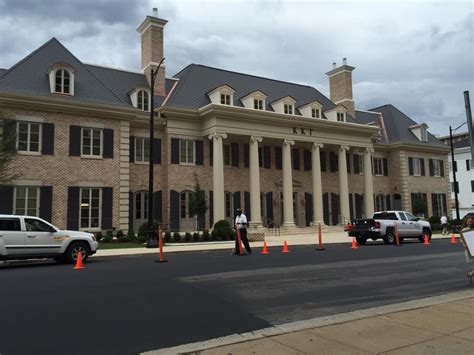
[0,215,99,263]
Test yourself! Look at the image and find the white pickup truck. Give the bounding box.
[347,211,432,245]
[0,215,98,263]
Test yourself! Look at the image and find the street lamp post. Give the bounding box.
[449,121,467,223]
[146,58,165,248]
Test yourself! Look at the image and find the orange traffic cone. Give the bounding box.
[261,241,270,255]
[74,251,85,270]
[423,235,430,245]
[282,240,290,253]
[450,234,457,244]
[351,238,358,250]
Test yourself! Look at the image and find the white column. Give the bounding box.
[338,145,350,224]
[364,147,375,217]
[249,136,263,226]
[208,133,227,223]
[282,139,296,228]
[312,142,324,225]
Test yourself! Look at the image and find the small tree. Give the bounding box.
[0,115,18,187]
[189,175,207,231]
[412,193,427,217]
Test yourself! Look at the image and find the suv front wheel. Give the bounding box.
[64,242,91,264]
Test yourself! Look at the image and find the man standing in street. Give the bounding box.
[234,208,252,255]
[441,215,448,235]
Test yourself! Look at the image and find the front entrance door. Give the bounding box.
[180,191,196,231]
[133,191,148,232]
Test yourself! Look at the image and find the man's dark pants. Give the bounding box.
[235,228,252,254]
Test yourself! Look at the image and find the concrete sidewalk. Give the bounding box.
[146,290,474,355]
[96,232,452,258]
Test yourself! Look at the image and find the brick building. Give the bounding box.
[0,13,450,235]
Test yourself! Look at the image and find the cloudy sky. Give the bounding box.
[0,0,472,135]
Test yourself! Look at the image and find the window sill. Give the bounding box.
[80,228,101,232]
[179,163,196,167]
[81,155,103,160]
[17,151,41,156]
[134,161,149,165]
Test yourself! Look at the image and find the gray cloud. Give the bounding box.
[0,0,473,136]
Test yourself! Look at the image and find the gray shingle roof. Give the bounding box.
[453,138,471,149]
[167,64,357,122]
[368,104,445,147]
[0,69,6,77]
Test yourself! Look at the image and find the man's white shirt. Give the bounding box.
[441,216,448,224]
[235,214,247,229]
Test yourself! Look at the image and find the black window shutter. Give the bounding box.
[171,138,179,164]
[0,186,13,214]
[303,150,311,171]
[129,136,135,163]
[355,194,362,219]
[233,191,241,215]
[103,128,114,159]
[331,193,339,225]
[209,140,213,166]
[305,192,313,226]
[429,159,434,176]
[386,195,391,210]
[128,192,134,230]
[383,158,388,176]
[67,187,79,230]
[102,187,113,229]
[347,153,351,173]
[423,194,428,217]
[209,191,213,228]
[408,157,414,175]
[440,160,444,177]
[275,146,282,169]
[231,143,239,167]
[69,126,81,156]
[410,193,415,212]
[467,160,471,171]
[153,191,162,223]
[329,152,337,172]
[471,181,474,193]
[263,146,271,169]
[420,158,425,176]
[244,144,249,168]
[320,151,326,172]
[353,154,359,174]
[442,194,447,215]
[431,193,436,216]
[266,192,274,223]
[292,149,300,170]
[41,123,55,155]
[244,191,251,220]
[349,193,353,220]
[39,186,53,222]
[323,193,329,225]
[153,138,161,164]
[3,120,17,153]
[195,140,204,165]
[170,190,180,231]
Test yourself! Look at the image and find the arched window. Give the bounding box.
[55,69,71,94]
[137,90,150,111]
[375,194,385,212]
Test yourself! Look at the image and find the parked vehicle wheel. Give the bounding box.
[399,237,404,243]
[418,228,432,243]
[64,242,90,264]
[356,236,367,245]
[384,230,395,244]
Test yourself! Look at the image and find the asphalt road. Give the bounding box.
[0,239,470,355]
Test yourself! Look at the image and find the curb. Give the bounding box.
[141,289,474,355]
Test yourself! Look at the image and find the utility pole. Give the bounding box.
[449,126,460,222]
[147,58,165,248]
[464,91,473,162]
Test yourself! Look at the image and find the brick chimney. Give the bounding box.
[137,9,168,96]
[325,58,355,117]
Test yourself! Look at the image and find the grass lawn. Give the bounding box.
[98,242,146,250]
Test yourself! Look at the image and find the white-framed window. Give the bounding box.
[179,139,195,165]
[356,153,363,174]
[284,104,293,115]
[220,93,231,105]
[135,191,148,220]
[432,193,445,217]
[413,157,422,176]
[375,194,385,212]
[135,137,150,162]
[421,128,428,142]
[80,188,101,230]
[432,159,441,177]
[374,157,384,176]
[137,90,150,111]
[81,127,102,157]
[17,121,41,153]
[254,99,264,110]
[311,108,320,118]
[337,112,345,122]
[14,186,40,216]
[224,144,231,166]
[55,69,71,94]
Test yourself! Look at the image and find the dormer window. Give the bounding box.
[409,123,429,142]
[298,100,322,119]
[220,93,231,105]
[48,63,75,96]
[421,127,428,141]
[311,108,320,118]
[337,112,345,122]
[254,99,263,110]
[240,90,267,110]
[284,104,293,115]
[137,90,150,111]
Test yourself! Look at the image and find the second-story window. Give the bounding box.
[179,139,195,164]
[284,104,293,115]
[220,93,231,105]
[413,157,422,176]
[224,144,231,166]
[311,108,320,118]
[55,69,71,94]
[374,157,384,176]
[254,99,263,110]
[17,121,41,153]
[137,90,150,111]
[135,137,150,162]
[81,127,102,157]
[337,112,345,122]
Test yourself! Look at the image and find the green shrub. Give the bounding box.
[211,229,219,241]
[138,221,159,243]
[428,216,441,225]
[213,219,231,229]
[95,231,103,242]
[104,230,113,243]
[137,234,147,243]
[127,229,136,242]
[212,220,234,240]
[173,232,181,242]
[164,231,171,243]
[202,229,210,241]
[192,232,200,242]
[185,232,192,242]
